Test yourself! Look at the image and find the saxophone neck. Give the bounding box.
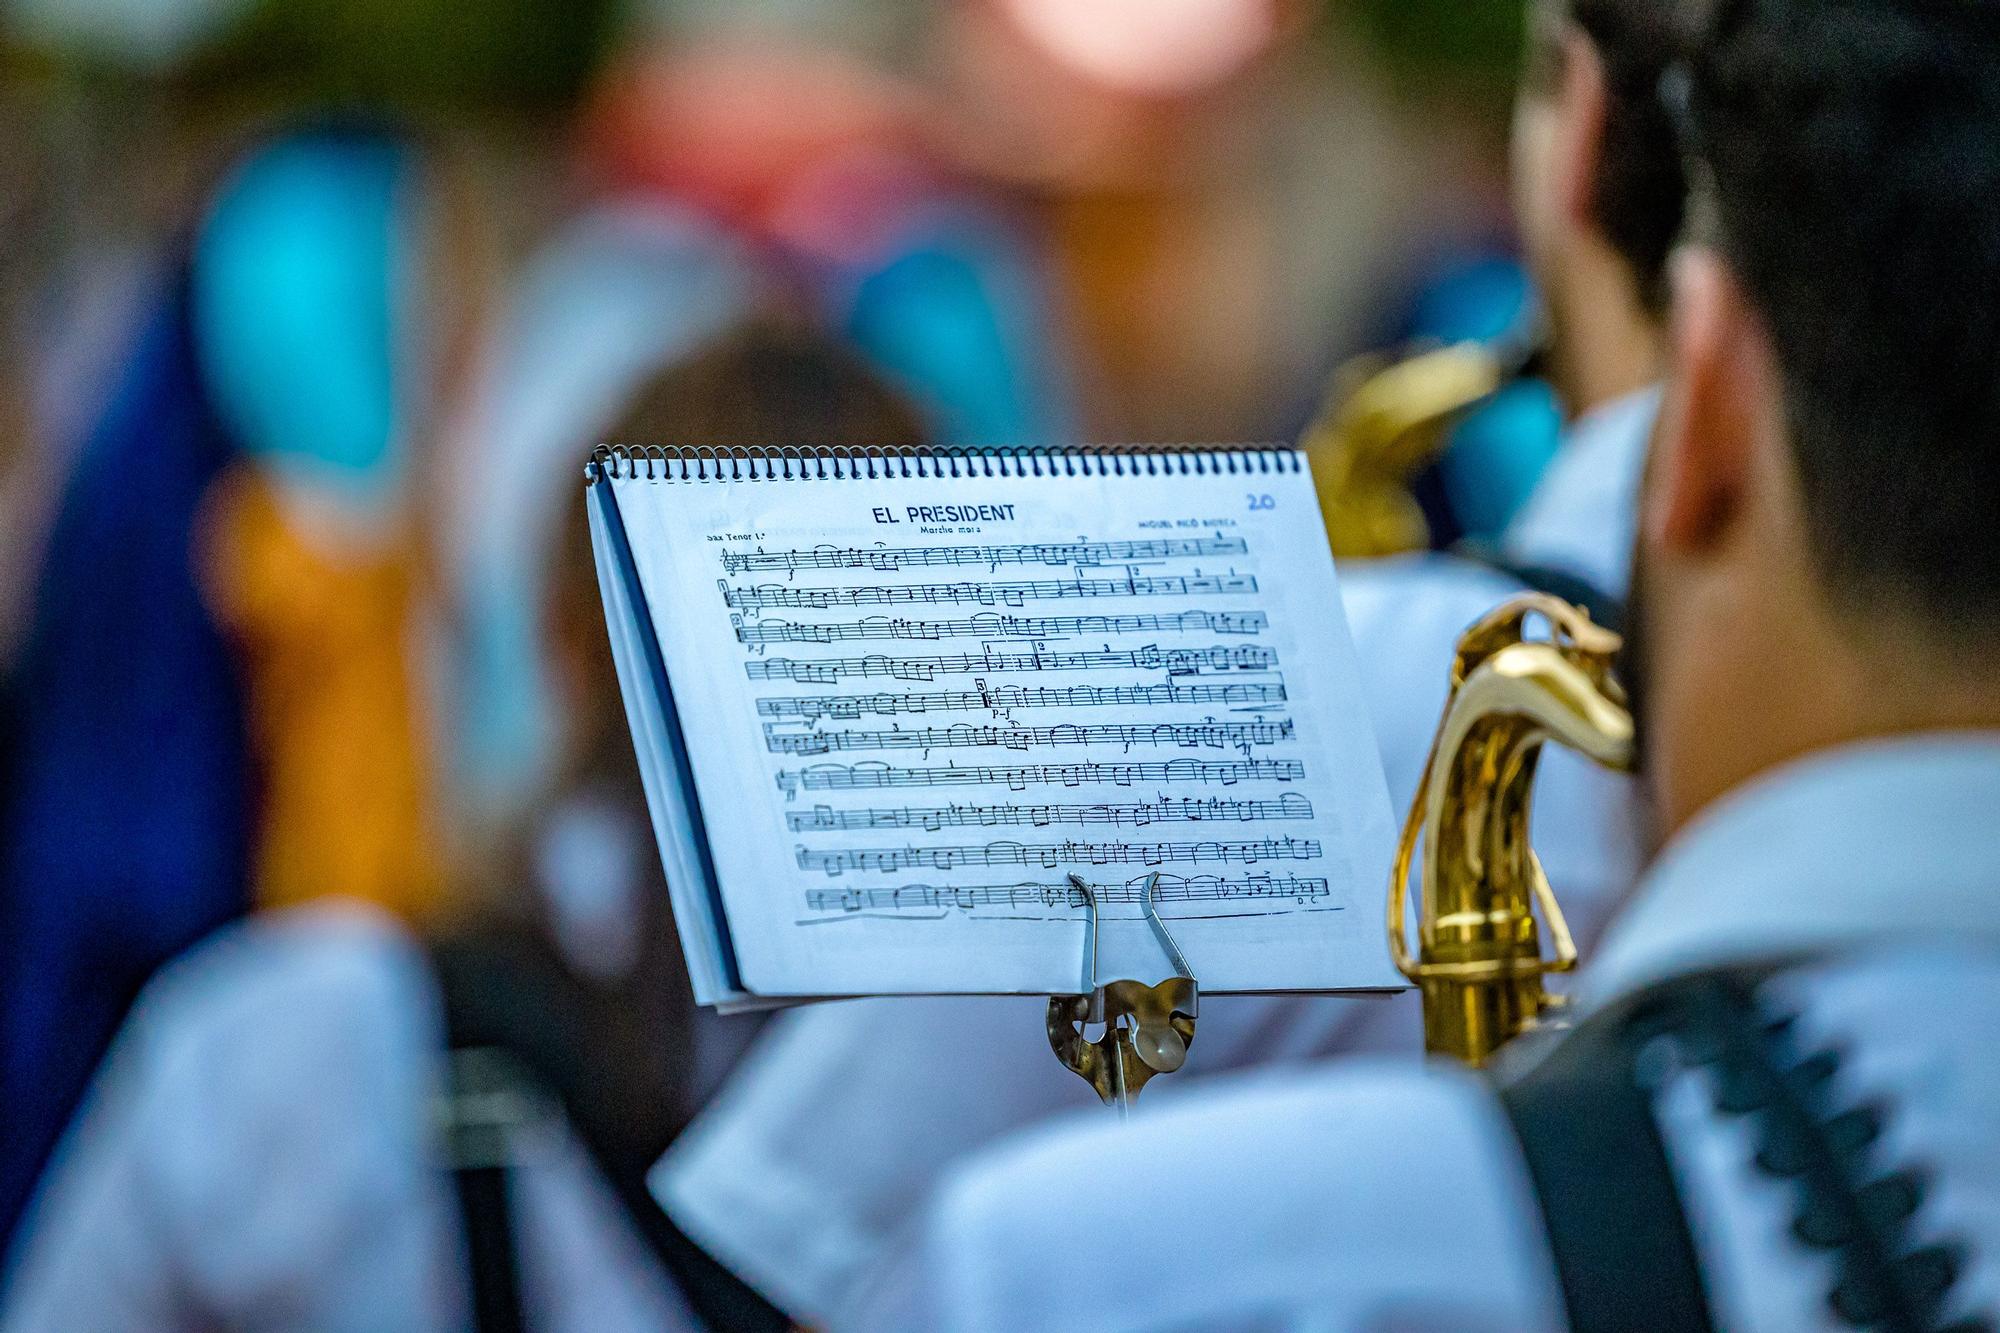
[1387,595,1635,1066]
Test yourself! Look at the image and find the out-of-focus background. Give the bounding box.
[0,0,1552,1264]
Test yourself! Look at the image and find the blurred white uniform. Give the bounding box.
[0,905,695,1332]
[842,735,2000,1332]
[1501,385,1658,594]
[652,388,1658,1318]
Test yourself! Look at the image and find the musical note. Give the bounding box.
[801,874,1333,915]
[764,719,1295,756]
[785,793,1312,831]
[774,758,1307,797]
[747,644,1278,682]
[722,570,1257,613]
[720,536,1248,574]
[755,680,1286,721]
[795,837,1323,875]
[733,609,1269,645]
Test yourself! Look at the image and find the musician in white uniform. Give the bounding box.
[842,2,2000,1327]
[650,0,1682,1319]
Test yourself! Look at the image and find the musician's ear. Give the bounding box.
[1511,24,1607,280]
[1648,247,1766,556]
[1551,29,1609,236]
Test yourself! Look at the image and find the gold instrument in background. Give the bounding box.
[1388,595,1635,1066]
[1301,342,1512,559]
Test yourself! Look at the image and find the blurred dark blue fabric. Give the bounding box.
[0,271,252,1249]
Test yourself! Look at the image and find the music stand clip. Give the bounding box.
[1046,872,1200,1116]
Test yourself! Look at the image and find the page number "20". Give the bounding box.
[1246,493,1276,511]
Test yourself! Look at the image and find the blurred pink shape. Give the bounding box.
[581,42,926,245]
[998,0,1277,95]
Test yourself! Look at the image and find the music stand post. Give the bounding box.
[1045,873,1200,1117]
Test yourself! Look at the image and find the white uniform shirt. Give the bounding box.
[1501,385,1659,594]
[651,392,1662,1320]
[0,905,694,1332]
[841,734,2000,1331]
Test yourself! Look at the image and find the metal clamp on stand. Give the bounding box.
[1046,873,1199,1116]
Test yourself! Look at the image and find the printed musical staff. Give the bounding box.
[721,536,1248,574]
[765,718,1295,756]
[796,836,1322,875]
[803,873,1332,914]
[722,569,1256,613]
[733,609,1268,645]
[747,644,1278,683]
[626,461,1389,977]
[755,680,1286,721]
[774,758,1307,797]
[787,793,1312,832]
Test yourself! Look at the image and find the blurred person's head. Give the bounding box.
[441,203,755,822]
[549,319,930,797]
[488,317,926,1150]
[468,313,929,969]
[1512,0,1684,415]
[1632,0,2000,842]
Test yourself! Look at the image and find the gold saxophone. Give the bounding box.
[1387,594,1636,1066]
[1301,341,1525,559]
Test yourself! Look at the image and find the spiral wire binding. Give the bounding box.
[584,444,1302,484]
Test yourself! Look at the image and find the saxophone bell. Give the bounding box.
[1301,322,1549,560]
[1387,595,1635,1066]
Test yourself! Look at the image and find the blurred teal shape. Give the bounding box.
[1407,254,1539,351]
[192,130,410,519]
[840,211,1077,449]
[1440,377,1563,540]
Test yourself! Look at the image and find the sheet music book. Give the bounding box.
[587,445,1403,1008]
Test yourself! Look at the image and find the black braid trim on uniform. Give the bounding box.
[1665,974,1991,1333]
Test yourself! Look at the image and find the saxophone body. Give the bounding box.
[1388,595,1636,1066]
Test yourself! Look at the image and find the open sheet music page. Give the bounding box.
[596,450,1402,999]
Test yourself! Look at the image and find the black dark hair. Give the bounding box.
[1526,0,1690,314]
[1682,0,2000,633]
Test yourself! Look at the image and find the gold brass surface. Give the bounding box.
[1388,595,1635,1066]
[1047,978,1199,1107]
[1300,343,1507,558]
